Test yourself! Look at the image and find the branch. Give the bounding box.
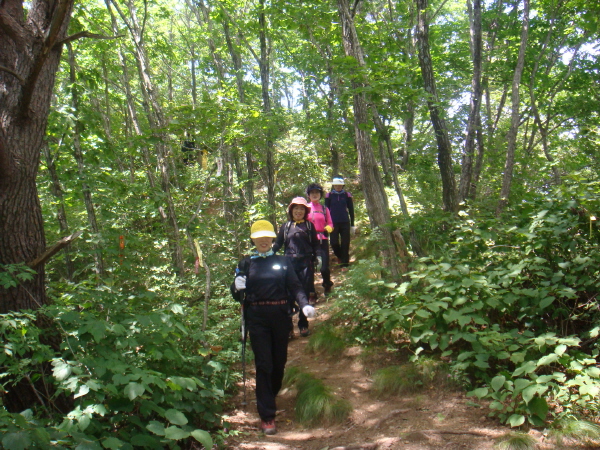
[28,231,82,268]
[19,0,73,118]
[0,9,27,48]
[56,31,124,46]
[215,2,260,64]
[0,65,24,83]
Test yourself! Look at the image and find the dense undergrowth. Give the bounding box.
[333,179,600,428]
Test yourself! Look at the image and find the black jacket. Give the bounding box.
[231,255,309,308]
[272,221,319,258]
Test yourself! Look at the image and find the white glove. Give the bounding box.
[234,276,246,291]
[315,256,322,272]
[350,226,357,235]
[302,305,315,318]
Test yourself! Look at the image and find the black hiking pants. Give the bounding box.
[317,239,332,289]
[331,221,351,266]
[247,303,292,421]
[290,257,314,330]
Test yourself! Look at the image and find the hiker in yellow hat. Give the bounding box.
[231,220,315,435]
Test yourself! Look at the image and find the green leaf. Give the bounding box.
[102,437,124,449]
[508,414,526,427]
[467,387,488,399]
[146,421,166,436]
[164,426,190,440]
[124,382,145,400]
[539,296,555,309]
[2,432,31,450]
[191,429,213,448]
[52,360,72,381]
[165,409,188,426]
[513,361,537,377]
[491,375,506,391]
[554,344,567,356]
[528,396,549,420]
[522,385,538,404]
[74,385,90,399]
[75,442,102,450]
[537,354,559,366]
[514,378,531,394]
[130,434,161,448]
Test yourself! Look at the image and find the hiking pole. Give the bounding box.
[240,293,248,408]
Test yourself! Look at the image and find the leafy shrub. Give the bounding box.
[0,290,234,449]
[373,181,600,427]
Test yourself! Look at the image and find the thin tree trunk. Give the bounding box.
[67,43,104,276]
[459,0,483,202]
[258,0,276,225]
[415,0,458,212]
[337,0,406,278]
[496,0,530,215]
[223,18,254,207]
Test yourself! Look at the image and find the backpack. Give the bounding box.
[283,220,314,247]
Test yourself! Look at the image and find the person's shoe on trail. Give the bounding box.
[289,329,295,340]
[261,419,277,435]
[299,327,310,337]
[309,292,317,304]
[324,282,333,296]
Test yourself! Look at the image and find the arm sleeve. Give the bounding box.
[272,223,286,254]
[325,207,334,229]
[347,193,355,226]
[310,224,319,257]
[230,260,245,303]
[285,262,308,309]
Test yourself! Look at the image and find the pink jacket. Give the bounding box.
[307,201,334,241]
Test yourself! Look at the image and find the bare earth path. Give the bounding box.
[222,271,587,450]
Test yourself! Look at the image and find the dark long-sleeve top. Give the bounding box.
[231,255,309,308]
[325,190,355,226]
[272,221,319,258]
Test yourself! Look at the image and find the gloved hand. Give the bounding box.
[350,226,357,235]
[302,305,315,318]
[234,275,246,291]
[315,256,322,272]
[325,225,333,234]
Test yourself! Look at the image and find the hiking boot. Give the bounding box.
[308,292,317,304]
[324,282,333,296]
[261,419,277,435]
[289,329,295,340]
[299,327,310,337]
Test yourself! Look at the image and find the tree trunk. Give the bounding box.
[496,0,530,216]
[337,0,404,278]
[0,0,75,313]
[67,43,105,276]
[415,0,458,212]
[223,18,254,207]
[458,0,483,202]
[258,0,276,224]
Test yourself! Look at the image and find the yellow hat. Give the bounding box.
[250,220,277,239]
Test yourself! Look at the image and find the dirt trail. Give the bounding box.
[223,270,584,450]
